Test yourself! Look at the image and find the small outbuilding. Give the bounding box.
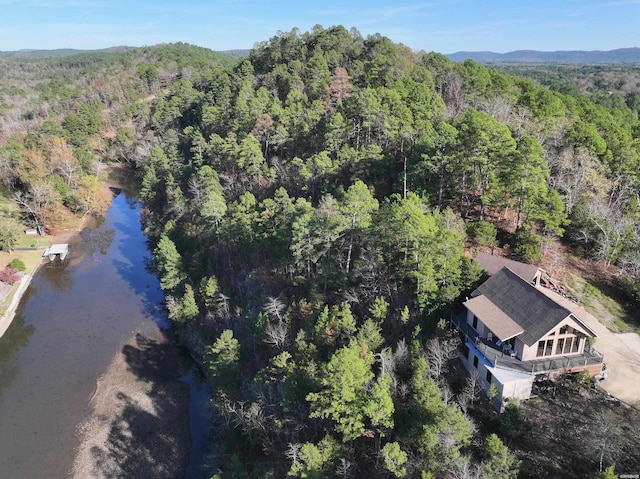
[43,244,69,262]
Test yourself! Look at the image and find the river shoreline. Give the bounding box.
[0,163,128,338]
[0,270,36,337]
[0,215,92,339]
[68,173,194,476]
[0,167,195,477]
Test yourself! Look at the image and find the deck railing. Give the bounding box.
[451,312,604,375]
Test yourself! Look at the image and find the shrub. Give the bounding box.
[569,370,592,390]
[0,267,21,284]
[500,401,523,440]
[7,258,26,272]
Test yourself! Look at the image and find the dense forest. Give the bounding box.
[2,25,640,478]
[493,62,640,116]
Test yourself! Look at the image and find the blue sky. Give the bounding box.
[0,0,637,53]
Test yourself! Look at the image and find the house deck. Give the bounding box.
[452,312,604,376]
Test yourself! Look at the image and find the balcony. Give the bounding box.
[451,312,604,375]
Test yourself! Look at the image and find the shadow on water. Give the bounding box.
[40,260,76,292]
[87,333,191,478]
[79,225,116,258]
[109,199,168,328]
[182,365,216,479]
[0,311,36,408]
[82,191,214,478]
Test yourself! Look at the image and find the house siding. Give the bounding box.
[466,310,485,337]
[501,377,536,403]
[461,344,534,411]
[520,318,588,361]
[513,338,525,360]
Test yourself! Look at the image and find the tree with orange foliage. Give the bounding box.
[73,176,113,216]
[324,67,352,112]
[251,113,276,157]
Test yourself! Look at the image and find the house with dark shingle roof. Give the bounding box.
[452,260,604,409]
[474,252,542,284]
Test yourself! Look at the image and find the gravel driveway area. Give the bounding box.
[540,287,640,406]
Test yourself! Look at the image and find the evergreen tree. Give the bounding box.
[153,234,185,292]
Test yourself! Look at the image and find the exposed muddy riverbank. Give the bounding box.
[0,191,211,477]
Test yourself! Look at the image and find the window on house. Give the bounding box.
[462,345,469,359]
[473,355,479,368]
[560,325,568,335]
[556,338,565,355]
[537,339,555,357]
[472,315,478,330]
[486,370,493,383]
[573,336,581,352]
[563,337,573,354]
[545,340,554,356]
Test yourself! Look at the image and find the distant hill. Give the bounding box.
[0,46,134,59]
[0,45,245,62]
[446,47,640,64]
[219,49,251,58]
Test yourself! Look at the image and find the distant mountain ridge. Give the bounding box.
[0,46,133,59]
[0,45,245,60]
[4,45,638,64]
[446,47,640,63]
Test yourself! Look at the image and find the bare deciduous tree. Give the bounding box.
[618,250,640,277]
[216,293,230,319]
[425,336,460,380]
[285,442,302,467]
[394,338,410,366]
[447,454,483,479]
[375,347,396,377]
[263,296,286,320]
[552,147,605,213]
[264,319,289,350]
[441,381,455,405]
[574,197,634,268]
[335,457,353,478]
[588,410,623,473]
[458,371,481,413]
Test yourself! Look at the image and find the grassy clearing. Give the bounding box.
[15,235,52,248]
[0,236,47,317]
[0,240,47,269]
[576,276,639,334]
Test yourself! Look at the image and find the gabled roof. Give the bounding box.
[475,252,541,283]
[464,295,524,341]
[469,267,573,346]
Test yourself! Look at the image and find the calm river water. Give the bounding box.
[0,192,211,478]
